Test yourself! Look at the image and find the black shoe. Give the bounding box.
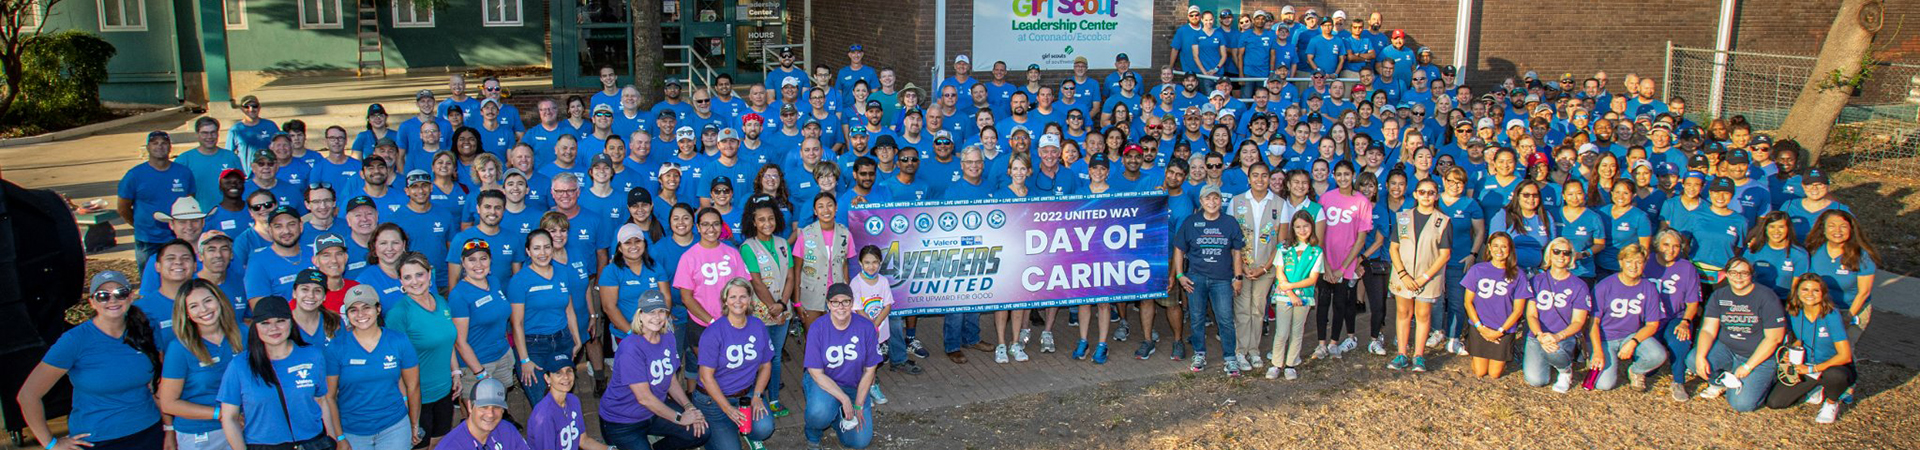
[891,361,925,375]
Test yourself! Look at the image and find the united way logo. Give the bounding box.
[889,214,911,234]
[986,209,1007,229]
[939,212,959,232]
[962,211,984,230]
[914,213,935,233]
[864,216,886,235]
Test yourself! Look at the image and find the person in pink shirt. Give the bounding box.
[674,207,750,331]
[1314,160,1373,359]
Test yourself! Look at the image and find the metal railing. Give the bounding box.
[664,44,717,94]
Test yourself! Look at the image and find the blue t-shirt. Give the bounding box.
[1240,30,1280,77]
[1686,208,1747,269]
[325,330,420,435]
[217,345,329,445]
[42,321,161,441]
[599,262,667,340]
[509,267,576,336]
[118,162,197,243]
[1490,213,1552,270]
[245,247,312,301]
[445,227,519,283]
[389,204,459,286]
[450,280,512,362]
[1790,310,1850,366]
[1553,208,1607,278]
[1597,207,1653,273]
[1341,34,1376,73]
[1810,244,1876,310]
[228,120,281,168]
[1438,197,1484,269]
[1783,200,1848,243]
[161,333,244,433]
[1747,244,1810,299]
[1304,34,1346,75]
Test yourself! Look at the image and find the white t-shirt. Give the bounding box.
[850,275,896,342]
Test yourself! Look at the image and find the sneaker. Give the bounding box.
[1367,339,1388,356]
[807,440,824,450]
[768,400,790,418]
[1330,344,1345,359]
[1806,386,1825,405]
[1113,320,1130,342]
[1225,359,1242,377]
[1236,354,1252,371]
[1840,391,1855,404]
[870,385,888,405]
[1311,342,1328,359]
[994,344,1009,364]
[1011,343,1030,362]
[1171,341,1190,361]
[1247,354,1263,369]
[1552,371,1574,394]
[1452,339,1469,356]
[1670,383,1690,402]
[1068,314,1080,327]
[1265,366,1281,379]
[1073,339,1090,360]
[1628,373,1647,391]
[1135,340,1157,360]
[747,440,768,450]
[1190,352,1207,372]
[1699,384,1727,399]
[1092,343,1109,364]
[1040,331,1056,353]
[1411,356,1428,372]
[1425,332,1444,349]
[1284,367,1299,380]
[1815,402,1839,424]
[1340,336,1358,352]
[908,338,930,359]
[1387,355,1409,370]
[1019,328,1032,345]
[890,360,925,375]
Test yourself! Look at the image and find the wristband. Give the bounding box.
[1472,320,1483,329]
[214,408,221,420]
[520,358,533,364]
[164,425,175,432]
[47,438,55,449]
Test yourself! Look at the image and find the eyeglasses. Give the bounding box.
[827,298,854,306]
[697,221,724,229]
[92,287,132,301]
[694,99,711,104]
[1519,193,1540,198]
[1725,269,1753,276]
[899,156,920,162]
[1414,190,1438,196]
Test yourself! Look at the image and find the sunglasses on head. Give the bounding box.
[92,287,132,301]
[463,240,490,251]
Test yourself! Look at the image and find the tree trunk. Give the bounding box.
[631,0,664,106]
[1777,0,1881,163]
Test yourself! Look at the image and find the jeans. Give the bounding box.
[1658,319,1697,384]
[691,391,776,450]
[1184,273,1237,356]
[801,376,875,448]
[1439,267,1468,339]
[942,313,981,353]
[1523,336,1579,387]
[763,321,789,405]
[133,240,167,269]
[1267,302,1311,367]
[1702,345,1778,412]
[673,307,695,376]
[599,410,709,450]
[173,430,234,450]
[340,417,412,450]
[521,331,573,404]
[1594,337,1670,390]
[1233,272,1275,357]
[887,316,908,365]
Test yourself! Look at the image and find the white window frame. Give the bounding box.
[391,0,433,28]
[481,0,521,27]
[223,0,247,30]
[97,0,148,32]
[17,0,40,29]
[298,0,343,29]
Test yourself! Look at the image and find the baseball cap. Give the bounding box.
[1199,185,1223,199]
[1037,134,1060,149]
[1476,117,1496,130]
[471,378,509,409]
[341,284,380,310]
[627,186,652,205]
[1088,152,1111,169]
[1115,53,1130,62]
[1803,168,1830,185]
[238,95,261,107]
[251,296,293,322]
[414,89,435,100]
[538,352,574,375]
[636,289,668,314]
[955,54,970,65]
[90,271,131,293]
[268,205,300,222]
[405,169,432,186]
[367,103,387,116]
[1577,143,1599,155]
[1186,5,1199,13]
[865,99,884,110]
[1725,149,1752,165]
[1688,154,1711,170]
[253,149,277,165]
[197,230,232,247]
[1280,5,1295,14]
[675,126,696,141]
[848,44,864,52]
[1391,29,1406,39]
[155,197,209,222]
[312,232,347,254]
[345,195,376,213]
[826,282,855,303]
[717,128,740,141]
[590,154,616,169]
[592,103,614,115]
[460,238,492,258]
[617,223,646,244]
[294,268,327,288]
[1331,10,1347,20]
[1708,176,1736,193]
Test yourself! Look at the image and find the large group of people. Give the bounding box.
[17,5,1885,450]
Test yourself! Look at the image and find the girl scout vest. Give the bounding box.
[796,222,852,309]
[742,236,793,322]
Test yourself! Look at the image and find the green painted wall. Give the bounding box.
[37,0,186,105]
[223,0,548,71]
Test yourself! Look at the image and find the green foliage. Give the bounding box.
[3,30,116,130]
[1817,51,1881,94]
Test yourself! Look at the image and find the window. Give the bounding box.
[392,0,433,27]
[299,0,342,29]
[482,0,521,26]
[18,0,39,29]
[98,0,147,31]
[224,0,247,29]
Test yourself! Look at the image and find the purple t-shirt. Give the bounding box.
[1460,262,1534,333]
[803,315,882,387]
[1649,258,1702,319]
[672,243,749,326]
[601,333,679,423]
[1528,272,1593,335]
[433,420,531,450]
[525,394,585,450]
[1591,275,1667,341]
[697,317,771,396]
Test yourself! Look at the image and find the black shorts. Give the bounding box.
[1466,330,1516,362]
[415,394,457,448]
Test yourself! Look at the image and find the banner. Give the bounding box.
[850,192,1170,315]
[971,0,1155,70]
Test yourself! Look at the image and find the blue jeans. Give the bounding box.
[1594,337,1670,390]
[673,307,695,376]
[801,376,875,448]
[520,331,573,404]
[1703,345,1778,412]
[1523,335,1579,387]
[942,313,981,353]
[340,417,410,450]
[1658,318,1697,385]
[1184,273,1237,356]
[763,321,789,405]
[133,240,167,268]
[691,391,776,450]
[599,411,709,450]
[887,316,908,365]
[1439,267,1468,339]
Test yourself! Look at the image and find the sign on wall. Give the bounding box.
[971,0,1155,70]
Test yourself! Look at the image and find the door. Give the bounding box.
[680,0,734,89]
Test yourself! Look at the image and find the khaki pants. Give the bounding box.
[1233,272,1275,358]
[1268,302,1312,367]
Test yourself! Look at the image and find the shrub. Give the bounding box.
[2,30,116,132]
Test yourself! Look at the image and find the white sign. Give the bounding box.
[971,0,1153,70]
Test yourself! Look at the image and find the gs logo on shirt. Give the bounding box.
[1536,289,1573,310]
[1607,294,1646,318]
[825,336,862,369]
[699,258,735,285]
[1474,278,1511,299]
[724,334,760,369]
[648,348,675,385]
[1323,206,1359,226]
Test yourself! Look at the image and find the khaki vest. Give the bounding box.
[796,223,851,306]
[1391,209,1452,298]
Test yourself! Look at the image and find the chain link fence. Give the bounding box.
[1665,45,1920,181]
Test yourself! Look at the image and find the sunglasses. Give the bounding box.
[593,111,613,117]
[1207,163,1225,169]
[250,201,278,211]
[463,240,490,251]
[92,287,133,301]
[899,156,920,162]
[1551,249,1572,256]
[694,99,711,104]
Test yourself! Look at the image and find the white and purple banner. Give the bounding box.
[851,192,1170,315]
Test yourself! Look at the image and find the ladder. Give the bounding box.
[355,0,386,77]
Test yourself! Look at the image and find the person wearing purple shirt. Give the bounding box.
[600,291,708,450]
[1523,238,1593,392]
[435,379,530,450]
[1461,233,1533,379]
[1586,244,1669,391]
[524,353,610,450]
[801,283,880,449]
[694,279,776,450]
[1649,229,1703,400]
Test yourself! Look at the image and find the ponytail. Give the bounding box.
[120,306,162,383]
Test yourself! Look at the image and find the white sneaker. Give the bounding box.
[1367,339,1388,356]
[1806,386,1826,405]
[1700,384,1727,399]
[1339,336,1358,352]
[1019,328,1031,345]
[1247,354,1263,369]
[1284,367,1299,380]
[1265,366,1281,379]
[1011,344,1030,362]
[1551,370,1573,393]
[1311,342,1328,359]
[1815,402,1839,424]
[1425,332,1444,349]
[1452,339,1469,356]
[994,344,1009,364]
[1329,344,1345,359]
[1040,331,1056,353]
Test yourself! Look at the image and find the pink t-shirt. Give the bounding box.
[1317,189,1374,280]
[849,275,895,342]
[672,242,749,326]
[790,227,856,259]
